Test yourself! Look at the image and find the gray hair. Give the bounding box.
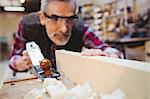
[40,0,78,13]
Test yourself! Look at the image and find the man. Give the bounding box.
[9,0,123,72]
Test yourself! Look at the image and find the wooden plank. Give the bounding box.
[55,50,150,99]
[4,76,38,84]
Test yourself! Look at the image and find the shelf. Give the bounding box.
[105,13,124,20]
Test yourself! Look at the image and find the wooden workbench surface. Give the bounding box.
[0,76,75,99]
[0,79,42,99]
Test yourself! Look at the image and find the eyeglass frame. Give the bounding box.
[43,12,78,25]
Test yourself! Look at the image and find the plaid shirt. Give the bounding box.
[9,17,123,72]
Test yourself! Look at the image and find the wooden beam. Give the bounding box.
[55,50,150,99]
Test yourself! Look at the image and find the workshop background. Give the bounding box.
[0,0,150,62]
[0,1,149,98]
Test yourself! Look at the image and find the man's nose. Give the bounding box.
[59,20,68,33]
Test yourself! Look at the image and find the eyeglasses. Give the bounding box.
[44,12,78,25]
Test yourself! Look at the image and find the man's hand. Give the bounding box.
[103,47,124,58]
[81,49,107,56]
[15,50,32,71]
[81,48,123,58]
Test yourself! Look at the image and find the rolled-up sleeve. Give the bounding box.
[9,19,26,71]
[83,24,108,50]
[82,24,123,58]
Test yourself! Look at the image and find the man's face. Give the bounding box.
[39,1,77,46]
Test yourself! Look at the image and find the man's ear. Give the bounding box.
[38,11,46,26]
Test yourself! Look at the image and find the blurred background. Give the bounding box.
[0,1,149,97]
[0,0,150,63]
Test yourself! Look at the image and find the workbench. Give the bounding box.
[0,76,75,99]
[106,37,150,59]
[0,78,41,99]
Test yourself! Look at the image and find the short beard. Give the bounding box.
[48,32,71,46]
